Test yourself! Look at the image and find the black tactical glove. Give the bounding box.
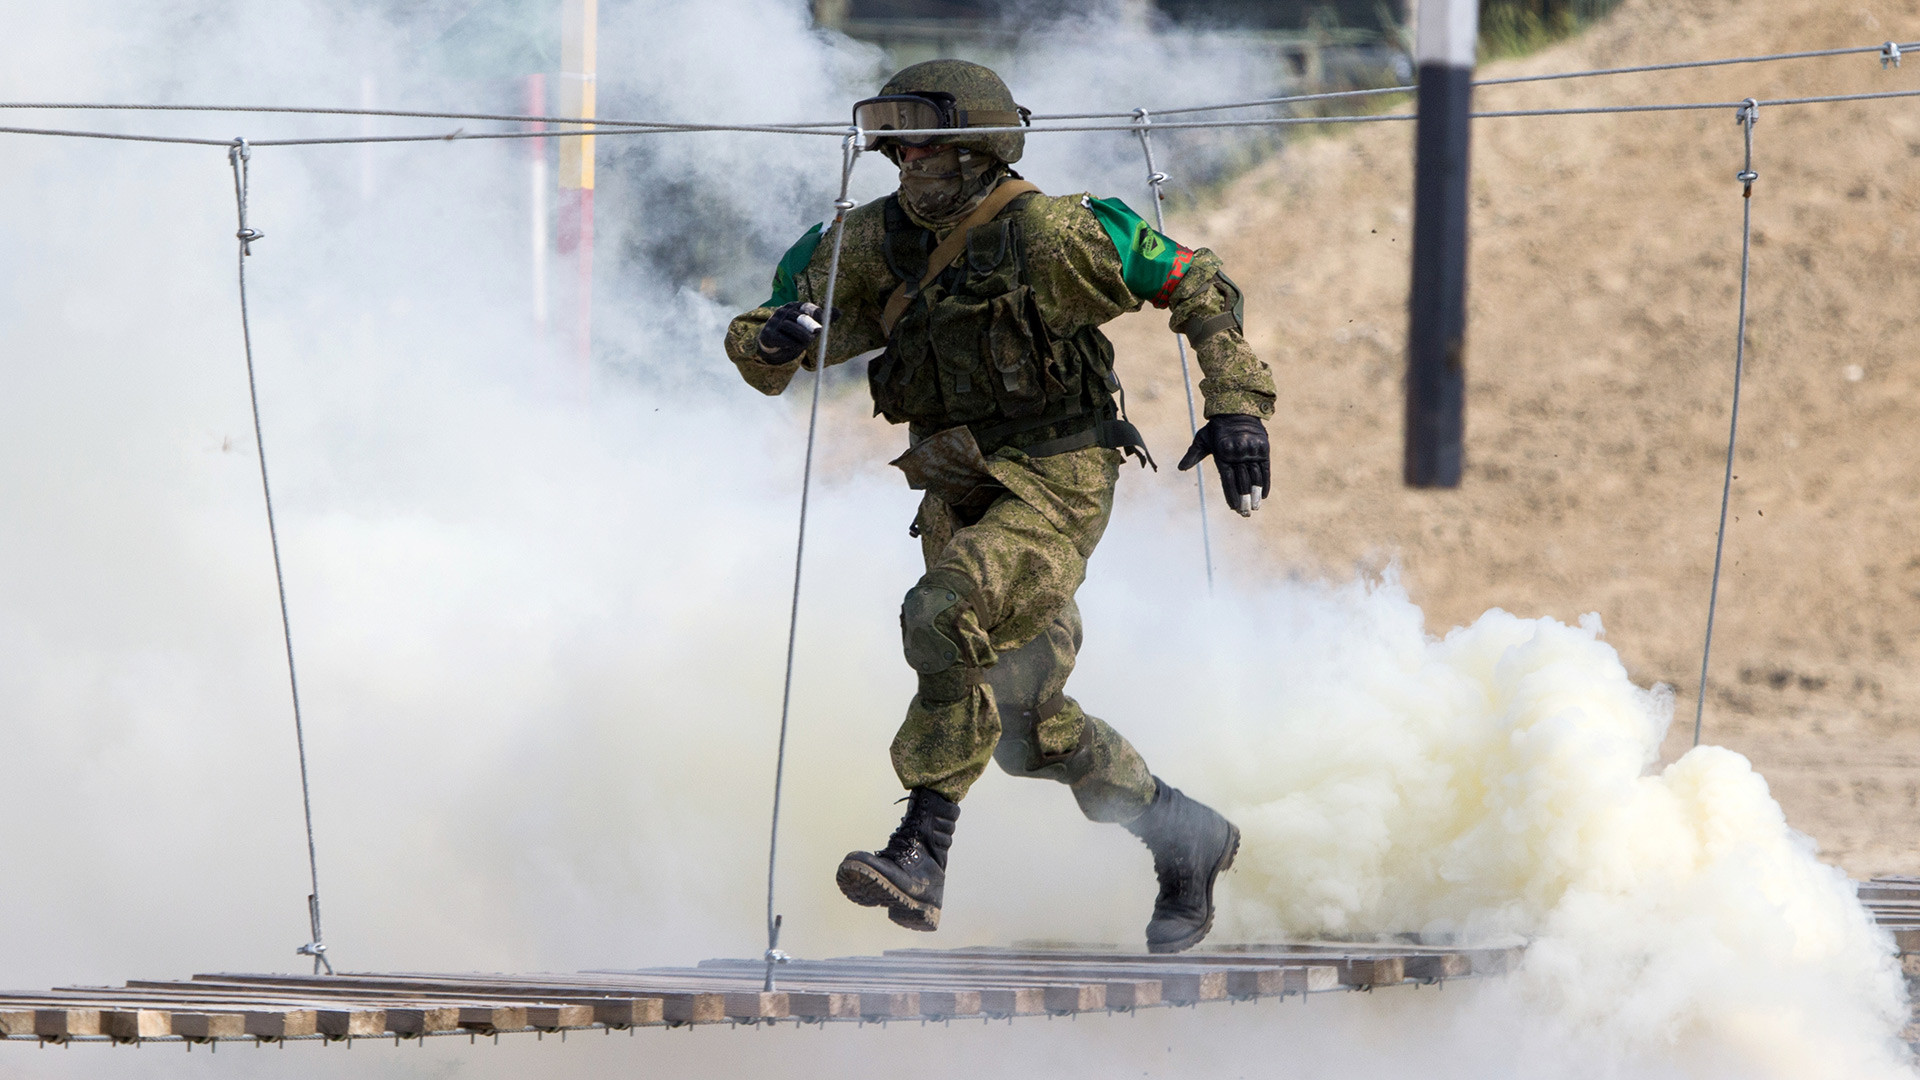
[1177,414,1271,517]
[756,301,836,365]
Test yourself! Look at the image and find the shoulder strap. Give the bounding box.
[879,179,1041,337]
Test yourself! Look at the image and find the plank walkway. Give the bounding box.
[0,941,1521,1046]
[8,877,1915,1049]
[1861,875,1920,952]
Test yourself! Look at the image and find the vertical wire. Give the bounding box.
[1694,100,1760,749]
[229,139,333,974]
[1133,109,1215,592]
[764,133,862,993]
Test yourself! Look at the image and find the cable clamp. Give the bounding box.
[1734,99,1759,127]
[296,941,327,957]
[236,227,265,254]
[833,198,856,212]
[764,949,791,965]
[1147,171,1169,187]
[1884,41,1903,69]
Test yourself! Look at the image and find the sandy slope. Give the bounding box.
[1102,0,1920,876]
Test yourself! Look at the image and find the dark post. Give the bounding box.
[1404,0,1477,488]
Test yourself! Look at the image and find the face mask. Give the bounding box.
[896,146,1004,229]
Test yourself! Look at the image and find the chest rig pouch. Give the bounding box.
[868,194,1136,461]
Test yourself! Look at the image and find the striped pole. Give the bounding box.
[1404,0,1477,488]
[558,0,597,383]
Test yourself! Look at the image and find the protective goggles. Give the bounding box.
[851,93,1028,151]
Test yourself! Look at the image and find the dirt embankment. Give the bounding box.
[1105,0,1920,875]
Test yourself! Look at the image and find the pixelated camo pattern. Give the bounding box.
[724,188,1276,420]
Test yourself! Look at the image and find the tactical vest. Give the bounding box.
[868,194,1139,459]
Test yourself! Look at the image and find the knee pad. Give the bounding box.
[900,572,975,675]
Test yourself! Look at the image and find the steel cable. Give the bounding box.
[227,139,333,975]
[3,37,1910,128]
[1132,108,1215,592]
[762,133,864,993]
[1694,101,1761,748]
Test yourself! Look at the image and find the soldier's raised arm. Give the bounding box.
[722,204,894,396]
[1019,194,1278,513]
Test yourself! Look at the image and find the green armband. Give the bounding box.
[763,222,825,308]
[1085,196,1196,308]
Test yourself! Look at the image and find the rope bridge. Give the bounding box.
[0,941,1518,1045]
[0,36,1911,1007]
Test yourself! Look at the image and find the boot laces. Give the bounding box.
[879,815,926,866]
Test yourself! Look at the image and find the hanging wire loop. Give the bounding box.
[228,137,333,975]
[1131,108,1215,592]
[763,132,862,993]
[1693,102,1760,749]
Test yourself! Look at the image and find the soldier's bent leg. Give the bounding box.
[986,599,1156,824]
[889,567,1003,802]
[891,448,1125,804]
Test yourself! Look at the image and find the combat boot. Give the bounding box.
[1123,778,1240,954]
[836,788,959,932]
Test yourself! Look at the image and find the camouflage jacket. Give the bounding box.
[723,183,1276,423]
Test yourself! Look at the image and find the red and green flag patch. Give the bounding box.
[1086,196,1194,308]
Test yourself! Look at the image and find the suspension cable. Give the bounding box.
[5,83,1919,150]
[3,36,1910,129]
[1694,101,1760,748]
[228,138,334,975]
[1115,38,1920,119]
[763,133,863,994]
[1132,108,1215,592]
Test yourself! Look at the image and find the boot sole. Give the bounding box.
[836,860,940,932]
[1147,823,1240,955]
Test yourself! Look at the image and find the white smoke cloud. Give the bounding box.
[0,1,1909,1079]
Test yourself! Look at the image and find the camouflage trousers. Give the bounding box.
[889,444,1158,824]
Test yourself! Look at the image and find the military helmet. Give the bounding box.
[855,59,1028,164]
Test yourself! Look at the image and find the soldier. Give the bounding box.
[724,60,1275,953]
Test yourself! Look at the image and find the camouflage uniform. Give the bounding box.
[725,186,1274,824]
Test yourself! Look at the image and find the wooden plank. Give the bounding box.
[1224,967,1295,997]
[661,993,726,1024]
[458,1005,528,1033]
[591,998,665,1027]
[182,974,670,1020]
[1042,984,1105,1012]
[102,1009,171,1040]
[786,992,861,1020]
[1103,979,1161,1009]
[1404,953,1472,981]
[977,988,1045,1016]
[171,1013,245,1041]
[1339,957,1404,987]
[714,956,1224,999]
[525,1004,595,1029]
[385,1007,461,1036]
[35,1008,101,1038]
[723,992,789,1020]
[1149,971,1227,1004]
[914,990,981,1017]
[859,991,919,1019]
[1297,966,1340,992]
[0,1010,34,1037]
[317,1009,387,1038]
[246,1010,318,1038]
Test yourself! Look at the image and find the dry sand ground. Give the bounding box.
[1103,0,1920,878]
